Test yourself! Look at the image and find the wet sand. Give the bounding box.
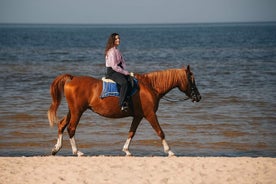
[1,156,275,184]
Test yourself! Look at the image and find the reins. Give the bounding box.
[161,71,192,103]
[162,96,190,102]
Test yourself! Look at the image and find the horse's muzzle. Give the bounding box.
[191,87,201,102]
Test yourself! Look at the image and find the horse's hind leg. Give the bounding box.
[52,112,70,155]
[145,114,175,156]
[67,111,84,157]
[69,136,83,157]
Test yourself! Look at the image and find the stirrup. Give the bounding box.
[121,102,128,111]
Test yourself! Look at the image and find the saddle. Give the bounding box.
[100,77,138,98]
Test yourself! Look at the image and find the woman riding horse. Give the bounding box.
[48,66,201,156]
[105,33,134,111]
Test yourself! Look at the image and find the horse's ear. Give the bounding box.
[187,65,190,72]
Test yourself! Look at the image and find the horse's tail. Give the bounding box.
[48,74,74,127]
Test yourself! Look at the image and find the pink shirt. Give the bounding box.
[106,47,129,75]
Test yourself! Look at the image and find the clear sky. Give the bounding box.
[1,0,276,24]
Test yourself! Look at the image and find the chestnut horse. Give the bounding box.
[48,65,201,156]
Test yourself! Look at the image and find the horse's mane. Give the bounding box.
[139,68,184,94]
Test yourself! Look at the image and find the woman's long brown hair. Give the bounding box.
[105,33,119,56]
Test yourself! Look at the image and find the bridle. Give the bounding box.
[187,71,198,101]
[162,71,196,102]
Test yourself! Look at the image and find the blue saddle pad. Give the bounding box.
[100,78,138,98]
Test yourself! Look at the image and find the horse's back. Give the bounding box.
[66,76,101,87]
[64,75,102,101]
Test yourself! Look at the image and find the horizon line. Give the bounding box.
[0,20,275,26]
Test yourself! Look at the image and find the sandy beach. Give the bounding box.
[0,156,275,184]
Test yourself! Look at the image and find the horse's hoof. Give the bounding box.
[168,150,175,157]
[51,148,58,156]
[123,149,132,156]
[77,151,84,157]
[73,150,84,157]
[52,146,62,155]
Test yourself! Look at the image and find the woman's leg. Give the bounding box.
[110,72,129,107]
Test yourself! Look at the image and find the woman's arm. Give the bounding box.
[106,48,129,75]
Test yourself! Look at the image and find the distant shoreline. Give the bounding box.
[1,21,276,27]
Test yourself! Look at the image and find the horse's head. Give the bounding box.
[179,65,201,102]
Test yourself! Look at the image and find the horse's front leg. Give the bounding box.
[162,139,175,157]
[122,117,142,156]
[146,114,175,157]
[122,137,132,156]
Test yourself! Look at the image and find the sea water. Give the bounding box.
[0,22,275,157]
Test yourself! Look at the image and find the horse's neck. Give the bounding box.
[143,69,183,97]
